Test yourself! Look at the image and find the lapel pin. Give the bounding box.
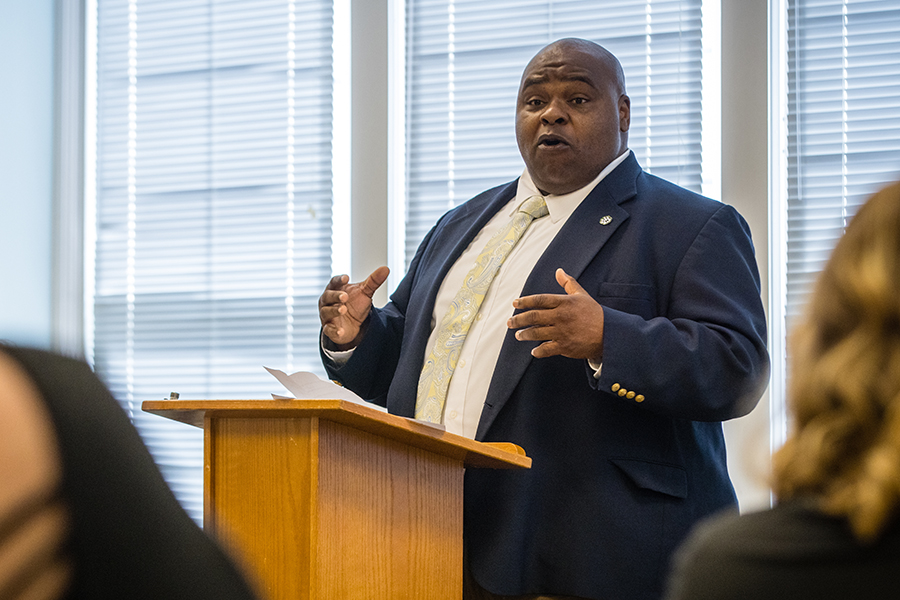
[599,215,613,225]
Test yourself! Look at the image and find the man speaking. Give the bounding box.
[319,38,769,600]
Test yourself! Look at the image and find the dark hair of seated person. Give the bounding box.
[0,345,260,600]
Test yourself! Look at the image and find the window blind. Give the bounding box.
[91,0,334,521]
[785,0,900,322]
[403,0,704,265]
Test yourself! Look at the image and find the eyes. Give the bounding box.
[524,95,590,108]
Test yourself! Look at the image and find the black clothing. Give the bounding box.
[665,500,900,600]
[2,346,259,600]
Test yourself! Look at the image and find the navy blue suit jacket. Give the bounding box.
[324,153,769,600]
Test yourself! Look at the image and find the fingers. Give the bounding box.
[508,306,553,331]
[512,293,561,313]
[318,267,388,347]
[319,288,348,308]
[318,274,351,332]
[516,326,567,359]
[511,269,580,314]
[531,340,562,359]
[327,273,350,290]
[321,311,356,345]
[319,274,349,311]
[322,321,346,340]
[514,324,556,342]
[319,303,347,322]
[507,268,604,360]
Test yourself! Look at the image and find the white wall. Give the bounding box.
[0,0,56,349]
[720,0,773,512]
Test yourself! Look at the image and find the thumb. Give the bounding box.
[361,265,390,297]
[556,268,586,296]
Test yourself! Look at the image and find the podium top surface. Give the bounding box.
[142,398,531,470]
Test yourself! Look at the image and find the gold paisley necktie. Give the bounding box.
[415,195,549,423]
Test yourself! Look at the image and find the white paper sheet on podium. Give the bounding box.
[264,367,387,412]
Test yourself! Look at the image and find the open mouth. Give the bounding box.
[537,134,569,148]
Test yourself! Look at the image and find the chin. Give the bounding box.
[532,176,577,196]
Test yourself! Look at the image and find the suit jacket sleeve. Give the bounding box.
[321,222,438,406]
[594,203,769,422]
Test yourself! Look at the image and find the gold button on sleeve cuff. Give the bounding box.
[635,395,645,403]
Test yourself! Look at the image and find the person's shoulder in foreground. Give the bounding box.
[0,344,261,600]
[666,501,900,600]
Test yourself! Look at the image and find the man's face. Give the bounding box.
[515,44,630,196]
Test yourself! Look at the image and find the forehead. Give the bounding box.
[519,49,609,93]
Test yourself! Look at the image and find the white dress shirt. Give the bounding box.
[327,150,631,439]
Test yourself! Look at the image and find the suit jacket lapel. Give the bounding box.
[475,155,641,440]
[389,181,518,417]
[429,183,519,292]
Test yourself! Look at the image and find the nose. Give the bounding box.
[540,98,568,125]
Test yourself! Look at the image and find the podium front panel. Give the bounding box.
[204,415,463,600]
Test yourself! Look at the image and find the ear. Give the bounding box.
[619,94,631,132]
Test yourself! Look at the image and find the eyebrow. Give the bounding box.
[521,72,598,92]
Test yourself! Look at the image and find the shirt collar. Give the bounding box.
[514,149,631,223]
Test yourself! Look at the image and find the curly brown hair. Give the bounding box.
[773,181,900,542]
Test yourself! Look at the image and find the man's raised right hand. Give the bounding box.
[318,266,390,350]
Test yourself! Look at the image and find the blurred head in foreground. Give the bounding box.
[774,180,900,542]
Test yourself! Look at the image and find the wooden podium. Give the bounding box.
[142,398,530,600]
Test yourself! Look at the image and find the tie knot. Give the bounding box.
[519,195,548,220]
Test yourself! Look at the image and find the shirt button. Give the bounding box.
[458,360,466,369]
[476,313,483,321]
[449,410,458,419]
